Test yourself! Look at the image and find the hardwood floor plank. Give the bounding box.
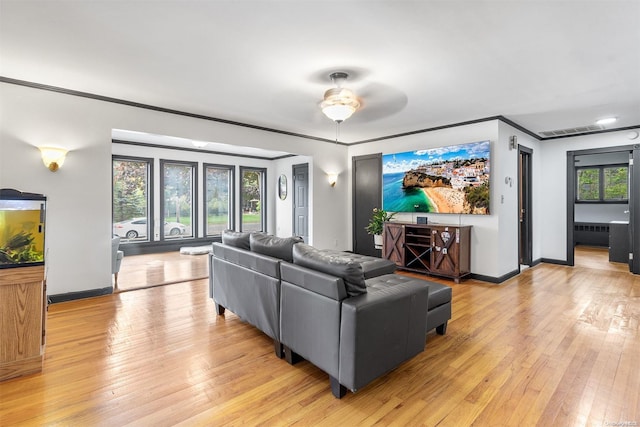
[1,248,638,426]
[115,251,209,292]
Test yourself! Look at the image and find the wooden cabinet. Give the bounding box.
[383,222,471,283]
[0,265,46,381]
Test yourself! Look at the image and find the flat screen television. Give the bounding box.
[382,140,490,215]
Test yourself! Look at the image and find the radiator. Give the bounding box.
[574,222,610,247]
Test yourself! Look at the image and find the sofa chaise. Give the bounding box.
[280,243,431,397]
[208,230,452,397]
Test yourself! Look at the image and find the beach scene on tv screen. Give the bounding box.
[382,141,490,215]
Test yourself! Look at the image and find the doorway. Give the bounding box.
[293,163,309,242]
[518,145,533,267]
[566,145,639,274]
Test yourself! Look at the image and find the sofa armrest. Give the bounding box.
[339,280,429,391]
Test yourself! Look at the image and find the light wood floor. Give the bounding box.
[115,250,209,292]
[1,248,638,426]
[574,245,631,273]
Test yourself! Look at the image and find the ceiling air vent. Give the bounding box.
[539,124,604,138]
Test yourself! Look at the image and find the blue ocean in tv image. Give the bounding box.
[382,172,434,212]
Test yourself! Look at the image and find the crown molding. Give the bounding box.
[2,76,637,145]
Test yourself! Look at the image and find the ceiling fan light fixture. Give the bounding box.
[320,73,360,123]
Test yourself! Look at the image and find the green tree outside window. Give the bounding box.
[576,165,628,202]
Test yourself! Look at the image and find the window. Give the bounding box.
[161,161,196,239]
[204,164,234,236]
[577,164,628,202]
[603,166,628,201]
[112,157,152,242]
[240,167,266,232]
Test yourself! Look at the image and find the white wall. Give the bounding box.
[0,82,349,295]
[506,125,544,264]
[346,120,546,279]
[575,204,629,223]
[3,81,636,293]
[496,121,544,269]
[539,129,640,261]
[273,155,313,239]
[495,122,520,273]
[348,120,510,278]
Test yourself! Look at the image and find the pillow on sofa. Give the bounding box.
[249,233,303,262]
[292,243,367,297]
[221,230,251,250]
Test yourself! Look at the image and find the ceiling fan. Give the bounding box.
[320,72,361,123]
[317,70,408,125]
[273,68,408,141]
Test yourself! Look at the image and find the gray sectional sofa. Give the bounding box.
[208,230,452,398]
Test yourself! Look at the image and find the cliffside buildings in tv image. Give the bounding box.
[382,141,490,215]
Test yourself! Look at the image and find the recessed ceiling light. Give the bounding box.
[595,117,617,125]
[192,140,208,148]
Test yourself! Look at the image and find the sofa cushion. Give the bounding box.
[426,282,452,310]
[365,273,422,292]
[221,230,251,250]
[366,275,451,310]
[292,243,366,297]
[250,233,303,262]
[319,249,396,278]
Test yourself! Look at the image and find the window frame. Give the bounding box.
[239,166,267,232]
[203,163,235,237]
[160,159,198,240]
[112,155,154,243]
[575,163,629,204]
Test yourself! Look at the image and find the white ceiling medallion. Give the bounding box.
[320,72,360,123]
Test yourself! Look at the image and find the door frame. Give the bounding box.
[631,145,640,273]
[518,145,533,267]
[292,163,309,242]
[566,144,639,274]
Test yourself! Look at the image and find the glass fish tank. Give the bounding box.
[0,189,46,269]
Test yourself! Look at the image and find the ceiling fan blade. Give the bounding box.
[352,82,408,122]
[272,89,330,126]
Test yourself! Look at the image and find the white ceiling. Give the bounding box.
[1,0,639,146]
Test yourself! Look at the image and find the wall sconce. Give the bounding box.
[39,147,68,172]
[509,135,517,150]
[327,173,338,187]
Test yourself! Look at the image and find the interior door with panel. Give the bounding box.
[352,153,382,256]
[293,163,309,242]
